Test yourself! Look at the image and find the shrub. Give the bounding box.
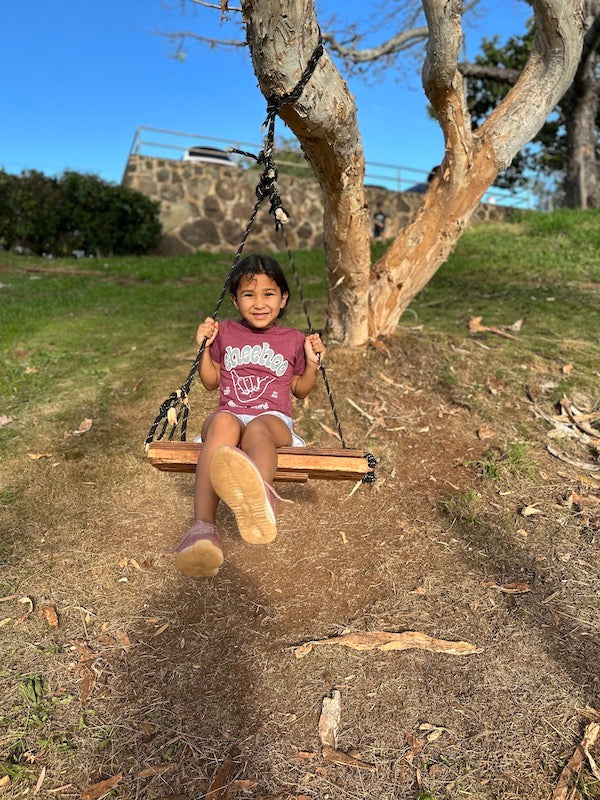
[0,169,162,256]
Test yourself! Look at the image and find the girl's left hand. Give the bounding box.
[305,332,325,365]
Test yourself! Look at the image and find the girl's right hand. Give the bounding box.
[197,317,219,347]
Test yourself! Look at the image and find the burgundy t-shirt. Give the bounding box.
[210,319,306,418]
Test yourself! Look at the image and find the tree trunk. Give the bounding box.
[563,0,600,208]
[241,0,371,346]
[369,0,585,335]
[242,0,584,342]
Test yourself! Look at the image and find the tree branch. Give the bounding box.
[321,0,481,65]
[157,29,246,49]
[322,27,429,64]
[458,61,521,85]
[186,0,242,11]
[480,0,585,165]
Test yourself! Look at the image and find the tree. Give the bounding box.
[166,1,584,344]
[459,1,600,208]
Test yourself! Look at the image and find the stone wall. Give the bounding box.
[122,154,511,255]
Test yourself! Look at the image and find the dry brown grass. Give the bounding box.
[1,330,599,800]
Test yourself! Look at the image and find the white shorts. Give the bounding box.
[194,410,306,448]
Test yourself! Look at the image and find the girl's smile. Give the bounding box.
[232,273,288,329]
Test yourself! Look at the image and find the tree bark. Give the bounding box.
[241,0,371,346]
[563,0,600,208]
[240,0,584,342]
[368,0,585,336]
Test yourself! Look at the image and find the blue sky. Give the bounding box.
[1,1,531,185]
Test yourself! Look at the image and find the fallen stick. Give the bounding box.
[322,745,376,772]
[560,396,600,441]
[292,630,482,659]
[468,316,518,340]
[551,722,600,799]
[546,445,600,472]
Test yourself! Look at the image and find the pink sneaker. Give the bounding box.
[167,521,223,577]
[209,446,289,544]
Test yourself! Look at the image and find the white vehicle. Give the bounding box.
[182,146,234,166]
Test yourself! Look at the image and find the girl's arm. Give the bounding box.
[292,333,326,399]
[197,317,220,390]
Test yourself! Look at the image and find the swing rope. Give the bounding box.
[145,33,376,479]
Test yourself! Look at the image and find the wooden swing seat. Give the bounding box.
[146,441,373,483]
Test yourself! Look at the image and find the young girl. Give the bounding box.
[170,254,325,578]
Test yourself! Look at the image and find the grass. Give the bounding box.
[469,440,539,483]
[1,211,599,799]
[402,209,600,395]
[443,488,482,525]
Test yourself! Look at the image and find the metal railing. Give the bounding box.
[127,125,533,209]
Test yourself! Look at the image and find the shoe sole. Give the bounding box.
[175,539,224,577]
[210,447,277,544]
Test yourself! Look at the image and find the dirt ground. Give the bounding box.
[1,328,599,800]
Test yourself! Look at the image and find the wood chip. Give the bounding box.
[552,722,599,799]
[41,605,59,627]
[293,630,483,659]
[318,691,341,748]
[521,505,543,517]
[206,752,238,800]
[81,773,122,800]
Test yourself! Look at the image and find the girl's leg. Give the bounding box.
[171,412,243,578]
[240,415,292,484]
[209,415,292,544]
[195,411,244,522]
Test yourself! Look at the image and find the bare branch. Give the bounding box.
[186,0,242,12]
[322,27,429,64]
[458,62,521,85]
[321,0,481,66]
[157,29,246,49]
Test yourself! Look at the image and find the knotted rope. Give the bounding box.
[145,34,376,481]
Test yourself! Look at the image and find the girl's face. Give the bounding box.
[232,272,288,329]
